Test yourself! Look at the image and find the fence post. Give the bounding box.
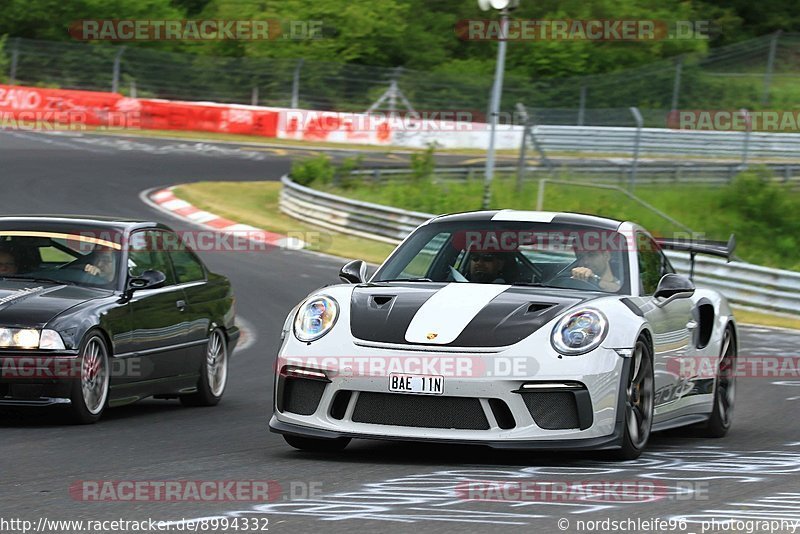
[111,46,126,94]
[515,103,529,192]
[536,179,546,211]
[670,56,683,112]
[740,108,751,172]
[129,80,137,98]
[251,86,259,106]
[9,37,20,85]
[577,85,586,126]
[762,31,781,107]
[629,106,643,191]
[291,59,303,108]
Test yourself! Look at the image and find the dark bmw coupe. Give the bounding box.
[0,216,239,423]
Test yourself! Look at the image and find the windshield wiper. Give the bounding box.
[0,276,77,286]
[377,278,435,283]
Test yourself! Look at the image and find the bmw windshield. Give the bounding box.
[0,232,122,289]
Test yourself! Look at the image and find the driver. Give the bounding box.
[0,248,18,275]
[571,249,621,292]
[468,252,508,283]
[83,248,116,283]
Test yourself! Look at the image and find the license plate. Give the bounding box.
[389,373,444,395]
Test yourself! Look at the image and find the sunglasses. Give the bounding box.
[470,254,499,262]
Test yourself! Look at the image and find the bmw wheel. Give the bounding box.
[68,332,110,424]
[180,329,228,407]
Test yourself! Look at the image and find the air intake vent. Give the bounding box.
[516,384,593,430]
[280,377,327,416]
[371,295,394,307]
[352,392,490,430]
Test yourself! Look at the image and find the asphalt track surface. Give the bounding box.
[1,129,800,534]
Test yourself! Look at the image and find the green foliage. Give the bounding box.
[409,144,437,182]
[291,154,365,188]
[290,155,335,186]
[316,171,800,270]
[334,155,364,189]
[720,167,800,269]
[0,35,7,83]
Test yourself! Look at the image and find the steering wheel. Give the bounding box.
[547,272,601,290]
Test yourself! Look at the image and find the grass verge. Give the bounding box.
[172,181,395,265]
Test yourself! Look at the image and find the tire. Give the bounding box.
[68,331,110,424]
[699,325,736,438]
[284,434,351,452]
[180,329,228,407]
[611,338,655,461]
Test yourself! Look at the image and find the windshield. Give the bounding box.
[373,220,630,294]
[0,232,122,289]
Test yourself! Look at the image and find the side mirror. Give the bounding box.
[127,269,167,292]
[654,273,695,305]
[339,260,367,284]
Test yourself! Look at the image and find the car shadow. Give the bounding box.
[267,429,706,467]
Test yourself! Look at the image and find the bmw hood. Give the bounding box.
[350,282,597,347]
[0,279,110,328]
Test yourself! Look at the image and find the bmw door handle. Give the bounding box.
[176,300,186,311]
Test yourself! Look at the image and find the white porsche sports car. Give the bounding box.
[270,211,737,460]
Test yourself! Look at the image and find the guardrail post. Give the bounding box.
[251,86,259,106]
[129,80,137,98]
[291,59,303,108]
[629,106,643,191]
[111,46,126,94]
[9,37,20,85]
[577,85,586,126]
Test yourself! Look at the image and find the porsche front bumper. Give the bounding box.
[270,341,631,450]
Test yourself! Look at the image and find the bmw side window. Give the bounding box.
[127,231,176,286]
[168,236,206,284]
[637,232,662,295]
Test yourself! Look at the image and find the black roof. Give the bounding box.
[0,216,164,233]
[431,210,623,230]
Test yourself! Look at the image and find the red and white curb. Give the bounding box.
[146,186,305,250]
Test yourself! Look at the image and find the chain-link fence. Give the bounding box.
[2,33,799,127]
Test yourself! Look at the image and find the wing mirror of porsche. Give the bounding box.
[654,273,695,305]
[339,259,367,284]
[127,269,168,292]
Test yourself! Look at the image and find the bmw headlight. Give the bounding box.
[551,308,608,355]
[0,328,65,350]
[293,295,339,342]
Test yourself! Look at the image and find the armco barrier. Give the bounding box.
[280,175,800,316]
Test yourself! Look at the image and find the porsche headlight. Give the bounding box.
[293,295,339,342]
[0,328,65,350]
[551,308,608,355]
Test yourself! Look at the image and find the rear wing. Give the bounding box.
[655,234,736,280]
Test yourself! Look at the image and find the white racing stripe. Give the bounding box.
[405,283,509,344]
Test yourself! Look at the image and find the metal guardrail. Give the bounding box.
[280,175,800,316]
[356,163,800,185]
[534,125,800,160]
